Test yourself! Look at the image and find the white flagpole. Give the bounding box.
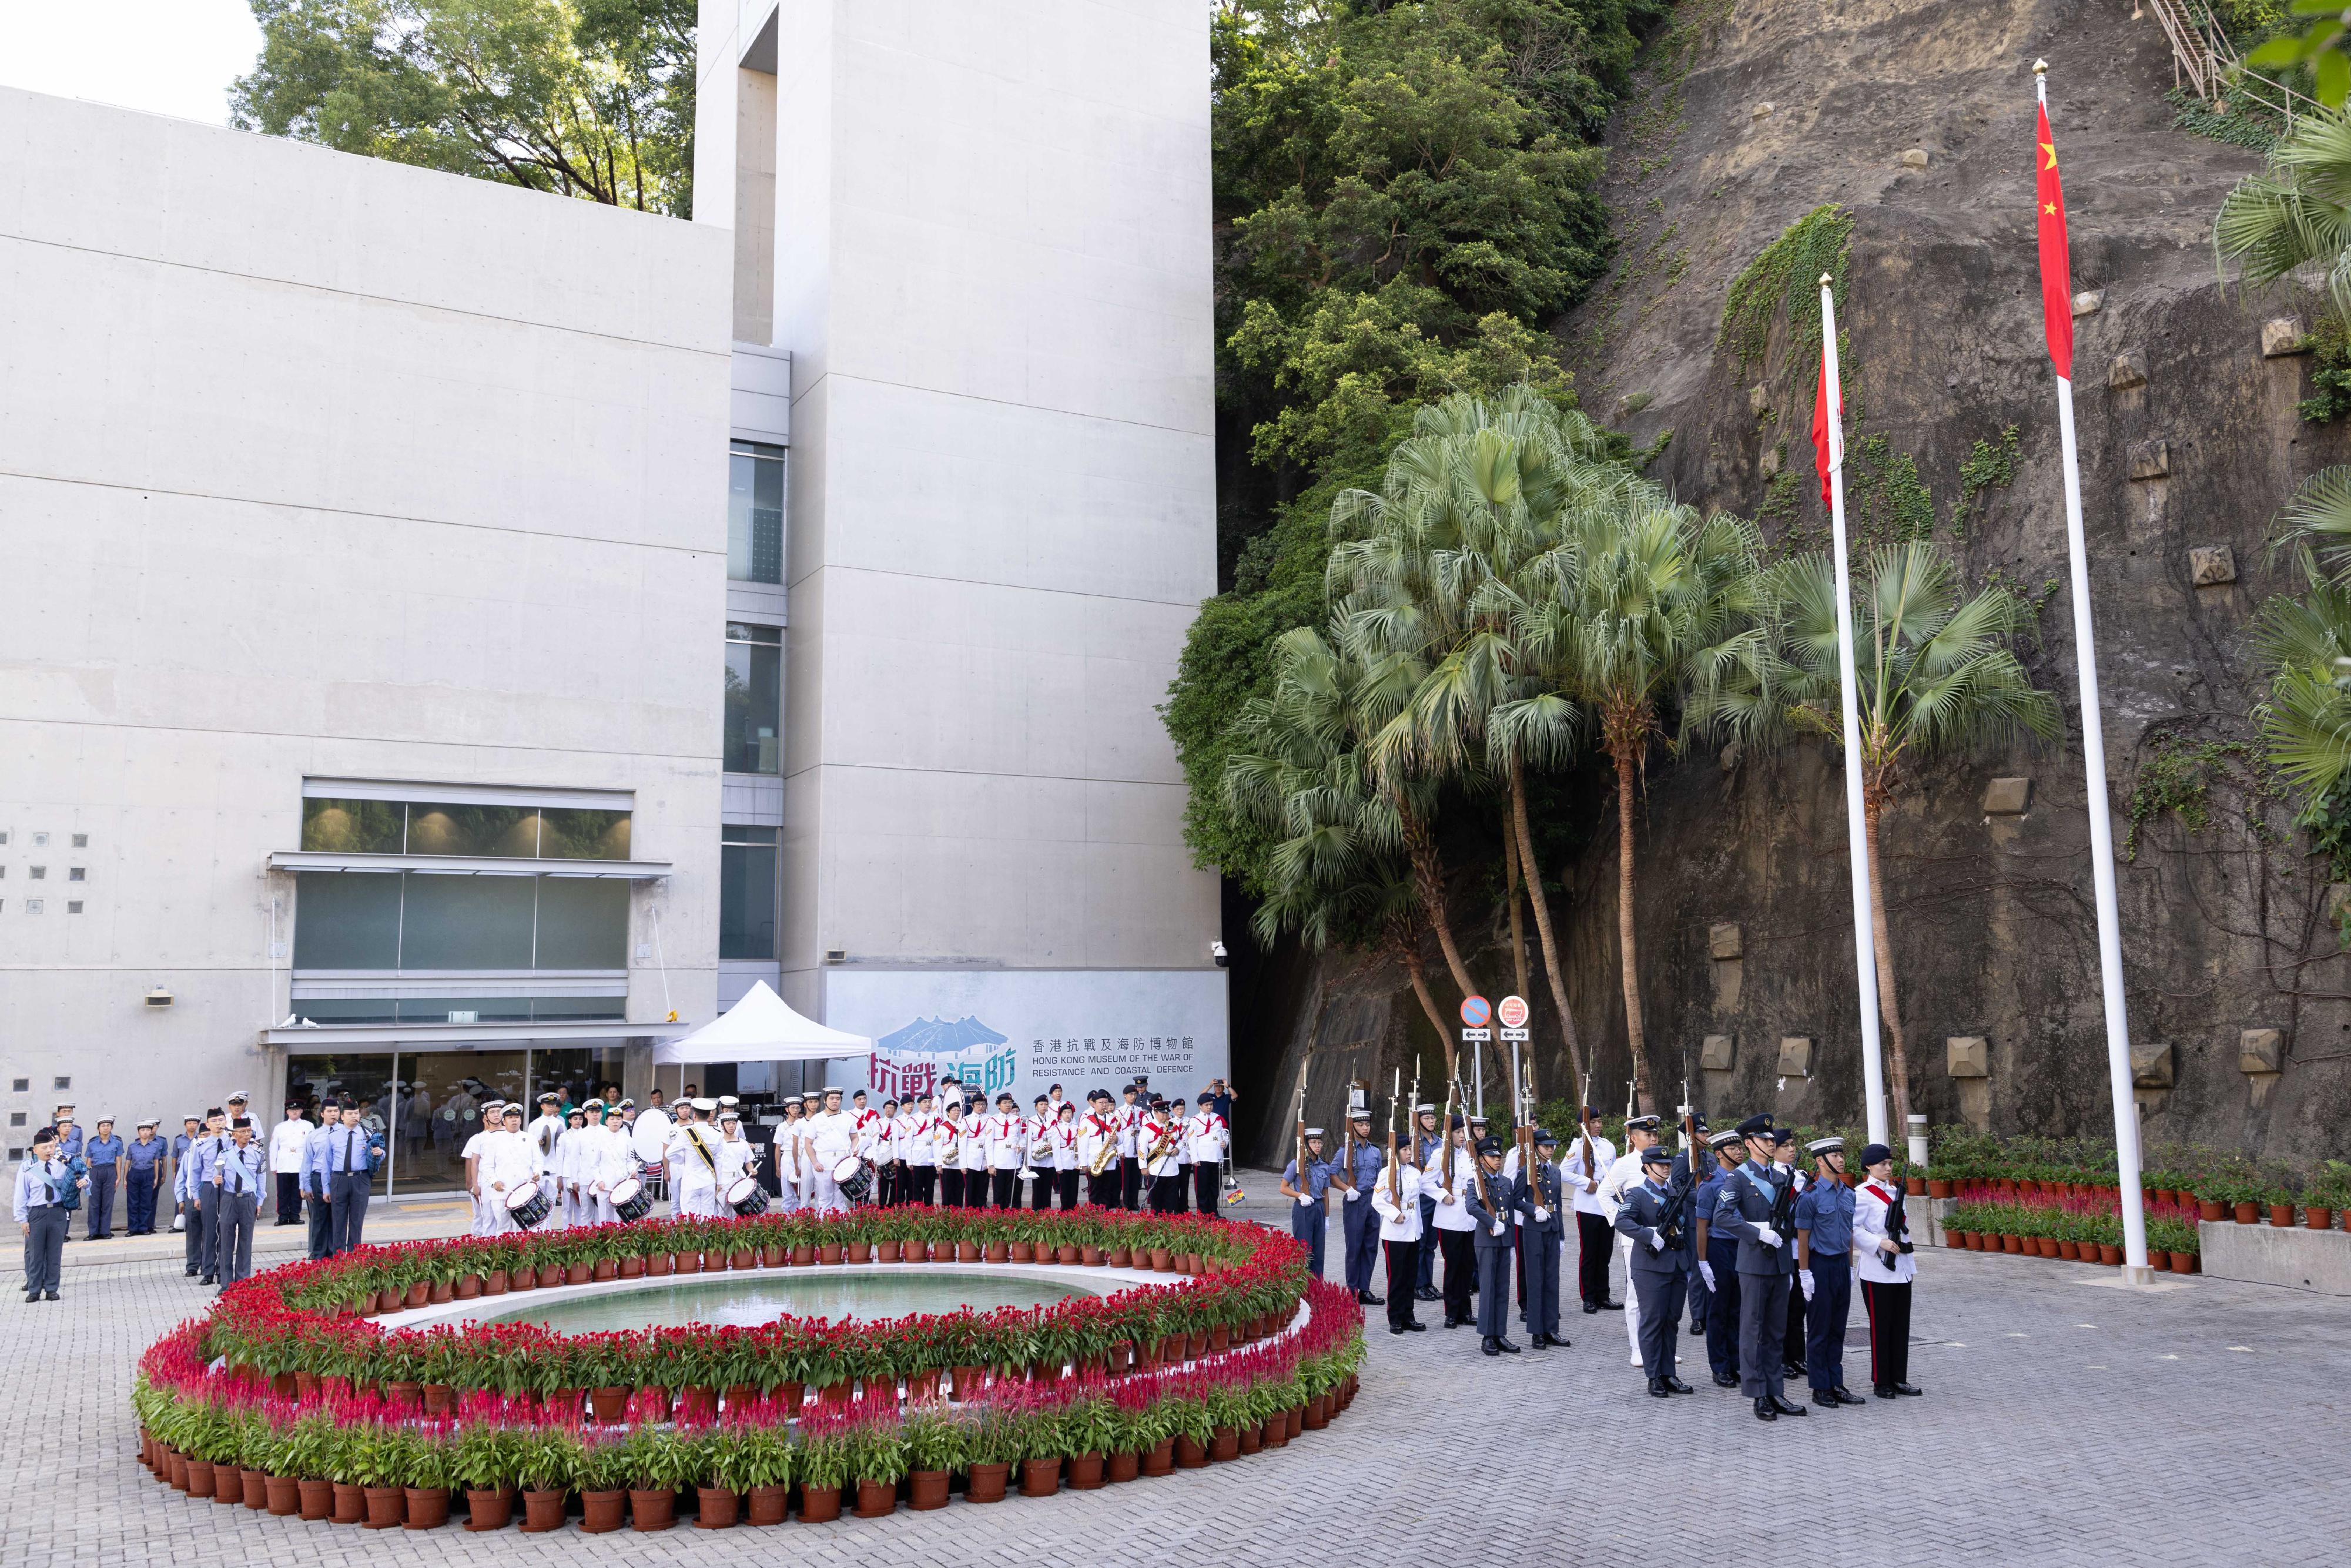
[1817,277,1890,1148]
[2039,61,2150,1280]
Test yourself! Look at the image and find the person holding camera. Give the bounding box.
[1853,1143,1921,1400]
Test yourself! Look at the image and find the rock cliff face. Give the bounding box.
[1235,0,2351,1167]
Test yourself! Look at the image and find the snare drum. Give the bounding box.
[831,1155,875,1205]
[504,1184,553,1231]
[725,1176,770,1217]
[608,1176,654,1224]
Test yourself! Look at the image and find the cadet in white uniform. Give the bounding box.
[804,1087,856,1214]
[525,1093,568,1229]
[572,1100,628,1224]
[1852,1141,1922,1400]
[715,1108,759,1208]
[1563,1106,1619,1314]
[1370,1140,1430,1336]
[478,1105,541,1232]
[462,1100,505,1236]
[1425,1116,1479,1328]
[903,1095,937,1206]
[667,1100,726,1218]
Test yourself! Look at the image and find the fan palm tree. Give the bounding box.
[2255,548,2351,803]
[1769,542,2059,1133]
[1516,493,1777,1114]
[2213,105,2351,317]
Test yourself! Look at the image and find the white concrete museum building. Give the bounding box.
[0,0,1223,1192]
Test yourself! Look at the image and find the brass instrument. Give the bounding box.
[1087,1113,1120,1177]
[1143,1120,1179,1168]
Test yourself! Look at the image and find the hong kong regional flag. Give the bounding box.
[2035,99,2072,380]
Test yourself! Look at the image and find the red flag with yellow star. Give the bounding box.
[2035,99,2072,380]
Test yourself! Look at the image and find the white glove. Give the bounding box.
[1646,1231,1666,1252]
[1490,1221,1505,1238]
[1799,1268,1816,1302]
[1698,1260,1716,1290]
[1754,1225,1783,1248]
[1297,1192,1316,1207]
[1342,1188,1358,1202]
[1533,1207,1549,1224]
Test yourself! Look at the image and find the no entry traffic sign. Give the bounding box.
[1497,994,1528,1029]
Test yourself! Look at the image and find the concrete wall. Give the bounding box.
[0,88,735,1128]
[759,0,1221,1007]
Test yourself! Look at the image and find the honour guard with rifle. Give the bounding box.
[1853,1143,1922,1400]
[1565,1105,1618,1313]
[1773,1128,1810,1381]
[1713,1114,1809,1420]
[1462,1135,1518,1355]
[1693,1128,1746,1388]
[1513,1128,1569,1348]
[1369,1126,1429,1335]
[1615,1144,1696,1396]
[1426,1114,1478,1328]
[1334,1101,1384,1304]
[1411,1103,1444,1301]
[1794,1135,1866,1408]
[1280,1126,1333,1278]
[1600,1113,1663,1367]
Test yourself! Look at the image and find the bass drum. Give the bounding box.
[504,1184,553,1231]
[832,1155,875,1206]
[608,1176,654,1224]
[725,1176,771,1217]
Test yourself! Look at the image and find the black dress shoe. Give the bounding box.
[1404,1319,1426,1332]
[1602,1298,1623,1310]
[1712,1371,1742,1388]
[1390,1324,1409,1335]
[1781,1362,1807,1381]
[199,1275,216,1285]
[1415,1287,1441,1302]
[1874,1385,1896,1399]
[1891,1382,1922,1396]
[44,1292,59,1302]
[1582,1301,1602,1314]
[1359,1291,1385,1306]
[1770,1394,1810,1417]
[183,1268,197,1278]
[1493,1337,1521,1353]
[1648,1377,1672,1398]
[1482,1336,1502,1357]
[1833,1387,1868,1406]
[1811,1390,1841,1409]
[1753,1397,1777,1421]
[1663,1376,1693,1393]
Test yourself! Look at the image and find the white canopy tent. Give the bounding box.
[649,981,871,1100]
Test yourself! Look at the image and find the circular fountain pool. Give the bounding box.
[421,1267,1116,1332]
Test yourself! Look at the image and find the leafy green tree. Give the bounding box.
[232,0,695,215]
[2255,552,2351,802]
[1767,543,2058,1134]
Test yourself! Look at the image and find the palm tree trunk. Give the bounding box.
[1397,936,1457,1085]
[1612,741,1657,1115]
[1862,787,1912,1135]
[1502,810,1535,1105]
[1510,759,1587,1094]
[1401,803,1477,1000]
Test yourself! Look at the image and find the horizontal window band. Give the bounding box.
[303,778,635,809]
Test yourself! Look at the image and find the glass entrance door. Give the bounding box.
[285,1053,394,1196]
[398,1051,528,1193]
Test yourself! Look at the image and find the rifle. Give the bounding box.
[1435,1080,1458,1200]
[1288,1058,1311,1201]
[1578,1070,1598,1198]
[1384,1068,1403,1208]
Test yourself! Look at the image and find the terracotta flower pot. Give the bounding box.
[184,1459,213,1497]
[677,1251,703,1274]
[986,1241,1008,1263]
[1264,1413,1289,1448]
[332,1482,366,1525]
[1009,1241,1034,1262]
[363,1485,406,1529]
[455,1274,483,1299]
[2233,1201,2259,1224]
[1239,1423,1262,1455]
[377,1288,403,1313]
[2098,1242,2122,1265]
[695,1486,738,1528]
[430,1279,455,1303]
[1150,1248,1173,1272]
[1904,1177,1927,1196]
[594,1259,617,1281]
[1188,1332,1210,1360]
[2269,1204,2296,1228]
[1143,1439,1174,1476]
[732,1249,756,1269]
[725,1383,758,1412]
[1020,1456,1060,1496]
[799,1484,842,1522]
[1209,1428,1238,1463]
[957,1241,982,1262]
[521,1487,568,1532]
[1107,1246,1131,1267]
[619,1254,645,1278]
[581,1489,627,1533]
[2001,1234,2022,1254]
[2195,1200,2223,1222]
[509,1269,535,1292]
[910,1469,951,1510]
[677,1386,718,1421]
[404,1486,451,1529]
[423,1383,454,1416]
[648,1252,674,1276]
[387,1380,423,1413]
[591,1386,629,1423]
[236,1468,266,1508]
[1209,1325,1231,1352]
[1081,1245,1103,1265]
[965,1462,1010,1503]
[1108,1450,1140,1483]
[2172,1250,2201,1274]
[2058,1240,2079,1261]
[535,1264,563,1288]
[950,1365,983,1400]
[2308,1207,2337,1231]
[1175,1435,1208,1469]
[485,1268,510,1294]
[299,1477,333,1520]
[820,1243,844,1265]
[1927,1180,1953,1199]
[1287,1404,1304,1439]
[1304,1396,1328,1430]
[464,1487,513,1531]
[747,1484,788,1525]
[1067,1453,1104,1490]
[855,1479,897,1517]
[793,1244,817,1265]
[629,1487,676,1530]
[405,1281,431,1307]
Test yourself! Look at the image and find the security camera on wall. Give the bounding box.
[1210,940,1229,968]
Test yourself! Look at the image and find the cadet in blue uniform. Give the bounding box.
[1461,1137,1519,1355]
[1693,1128,1745,1388]
[1335,1110,1386,1304]
[1513,1129,1569,1348]
[125,1117,168,1236]
[15,1128,82,1301]
[1794,1135,1866,1407]
[1774,1128,1809,1379]
[212,1117,269,1289]
[1280,1128,1334,1279]
[185,1108,227,1284]
[321,1103,386,1255]
[300,1098,340,1259]
[1712,1113,1809,1420]
[1615,1144,1696,1396]
[81,1116,124,1239]
[172,1115,201,1272]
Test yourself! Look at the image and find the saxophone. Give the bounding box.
[1087,1114,1120,1177]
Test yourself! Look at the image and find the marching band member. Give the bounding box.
[1614,1144,1694,1395]
[556,1106,588,1224]
[803,1087,855,1215]
[957,1094,991,1208]
[1599,1113,1663,1368]
[1080,1090,1120,1208]
[768,1101,803,1209]
[1140,1098,1184,1213]
[897,1095,929,1207]
[987,1093,1026,1208]
[1370,1132,1430,1336]
[478,1104,540,1234]
[525,1093,567,1230]
[1052,1100,1081,1209]
[1117,1083,1146,1211]
[1853,1143,1922,1400]
[1025,1094,1057,1211]
[935,1100,966,1208]
[461,1100,504,1237]
[1185,1091,1228,1214]
[715,1107,759,1207]
[572,1100,625,1224]
[667,1099,726,1219]
[866,1099,899,1206]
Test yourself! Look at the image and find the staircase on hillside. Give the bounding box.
[2139,0,2320,129]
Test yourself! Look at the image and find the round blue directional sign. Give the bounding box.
[1459,995,1491,1028]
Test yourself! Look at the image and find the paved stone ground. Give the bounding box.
[11,1170,2348,1566]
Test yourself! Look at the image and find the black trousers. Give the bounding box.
[21,1206,66,1295]
[1030,1170,1054,1210]
[1738,1269,1791,1398]
[1120,1157,1141,1209]
[1384,1239,1421,1330]
[963,1170,989,1208]
[328,1171,370,1254]
[1784,1268,1809,1368]
[86,1167,118,1238]
[1148,1173,1183,1214]
[1575,1211,1612,1305]
[275,1171,303,1225]
[940,1168,964,1207]
[1087,1168,1121,1207]
[1058,1170,1081,1208]
[1176,1164,1194,1211]
[306,1190,334,1259]
[1633,1264,1689,1375]
[1438,1228,1476,1322]
[990,1169,1019,1208]
[126,1167,160,1234]
[1861,1277,1913,1391]
[1191,1160,1219,1213]
[909,1165,936,1205]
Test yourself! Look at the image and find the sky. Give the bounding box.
[0,1,262,125]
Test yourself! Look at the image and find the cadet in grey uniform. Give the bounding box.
[1614,1143,1696,1396]
[15,1128,82,1301]
[1712,1113,1809,1420]
[1513,1128,1569,1348]
[212,1117,269,1289]
[1280,1128,1333,1279]
[1463,1136,1521,1356]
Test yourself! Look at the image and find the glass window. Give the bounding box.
[528,1048,631,1111]
[398,873,535,969]
[540,808,633,860]
[528,997,629,1021]
[725,623,783,775]
[398,1052,528,1194]
[285,1054,394,1196]
[293,872,403,969]
[301,798,406,853]
[406,803,538,857]
[535,877,631,969]
[394,997,533,1024]
[720,825,779,960]
[729,441,786,585]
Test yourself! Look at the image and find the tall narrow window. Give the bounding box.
[719,825,779,960]
[728,441,785,585]
[724,623,783,775]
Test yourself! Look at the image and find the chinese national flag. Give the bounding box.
[2035,100,2072,380]
[1810,339,1841,511]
